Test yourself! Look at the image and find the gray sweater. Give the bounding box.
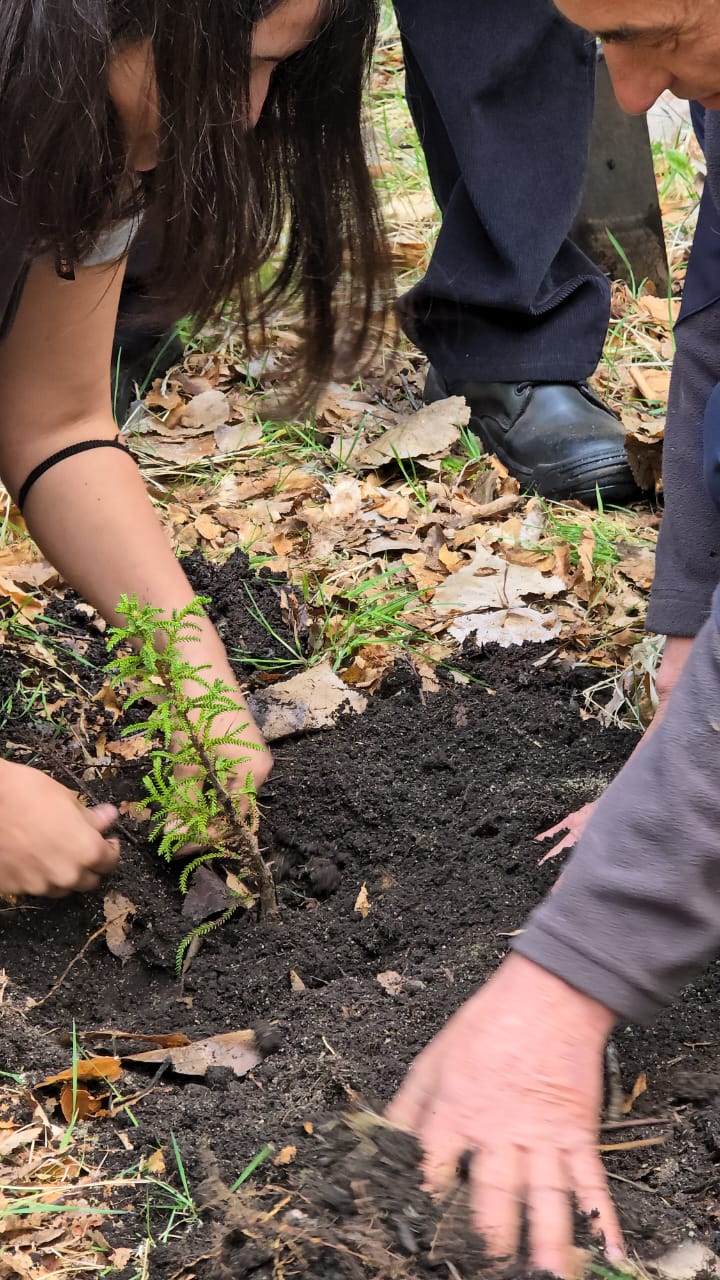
[516,119,720,1019]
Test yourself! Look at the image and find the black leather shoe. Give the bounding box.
[425,367,641,505]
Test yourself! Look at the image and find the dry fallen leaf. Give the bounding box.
[447,607,561,648]
[433,544,566,615]
[247,662,367,741]
[182,866,234,923]
[214,419,264,454]
[104,891,137,960]
[105,734,150,761]
[274,1145,297,1166]
[624,1070,648,1114]
[177,389,230,432]
[142,1148,167,1175]
[59,1085,108,1124]
[353,397,470,469]
[124,1029,261,1078]
[376,970,404,997]
[39,1057,122,1088]
[354,884,371,918]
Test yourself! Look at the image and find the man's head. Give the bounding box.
[553,0,720,114]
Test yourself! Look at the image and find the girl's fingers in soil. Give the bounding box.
[538,832,578,865]
[525,1147,575,1277]
[468,1144,523,1264]
[86,804,119,832]
[566,1145,625,1261]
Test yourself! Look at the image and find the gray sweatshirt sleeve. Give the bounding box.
[515,587,720,1022]
[646,300,720,637]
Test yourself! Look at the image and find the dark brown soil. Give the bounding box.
[2,551,720,1277]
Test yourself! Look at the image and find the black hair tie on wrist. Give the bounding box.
[18,437,133,514]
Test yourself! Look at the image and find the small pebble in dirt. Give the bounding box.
[204,1066,237,1091]
[254,1021,284,1056]
[306,857,341,896]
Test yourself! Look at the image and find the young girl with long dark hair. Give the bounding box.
[0,0,389,897]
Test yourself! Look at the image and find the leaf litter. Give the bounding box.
[0,19,703,1268]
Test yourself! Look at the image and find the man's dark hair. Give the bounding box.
[0,0,391,401]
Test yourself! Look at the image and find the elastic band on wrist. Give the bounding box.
[18,437,133,513]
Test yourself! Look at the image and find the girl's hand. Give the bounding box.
[536,635,696,863]
[0,761,120,897]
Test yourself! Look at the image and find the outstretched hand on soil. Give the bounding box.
[536,634,696,863]
[387,953,624,1277]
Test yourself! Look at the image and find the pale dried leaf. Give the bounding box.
[104,891,137,960]
[179,389,230,431]
[376,970,404,996]
[214,419,264,454]
[124,1029,261,1078]
[354,884,370,918]
[247,662,367,741]
[652,1240,720,1279]
[433,544,566,614]
[354,397,470,469]
[448,607,561,648]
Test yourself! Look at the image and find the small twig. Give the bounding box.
[606,1172,658,1193]
[599,1135,667,1153]
[33,914,124,1006]
[179,702,278,920]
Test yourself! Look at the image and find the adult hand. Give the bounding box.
[387,954,622,1277]
[0,761,119,897]
[536,635,695,862]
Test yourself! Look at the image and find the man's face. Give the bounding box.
[554,0,720,114]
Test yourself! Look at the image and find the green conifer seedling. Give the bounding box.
[107,596,278,954]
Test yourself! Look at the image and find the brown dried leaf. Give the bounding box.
[274,1145,297,1166]
[354,884,370,918]
[182,866,234,923]
[353,397,470,469]
[214,419,264,454]
[624,1070,648,1114]
[178,389,230,431]
[247,662,367,741]
[59,1085,108,1124]
[39,1057,122,1088]
[105,734,149,761]
[124,1029,261,1078]
[104,891,137,960]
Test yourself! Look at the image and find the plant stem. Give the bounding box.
[155,659,278,920]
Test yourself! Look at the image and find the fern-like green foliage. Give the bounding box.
[107,595,261,861]
[106,596,272,966]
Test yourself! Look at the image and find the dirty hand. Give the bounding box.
[536,635,695,861]
[0,760,120,897]
[387,954,622,1278]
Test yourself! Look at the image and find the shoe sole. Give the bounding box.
[473,427,641,506]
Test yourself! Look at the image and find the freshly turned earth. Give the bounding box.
[2,551,720,1277]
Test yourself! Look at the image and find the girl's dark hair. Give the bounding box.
[0,0,391,403]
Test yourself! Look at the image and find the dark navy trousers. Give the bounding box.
[392,0,611,383]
